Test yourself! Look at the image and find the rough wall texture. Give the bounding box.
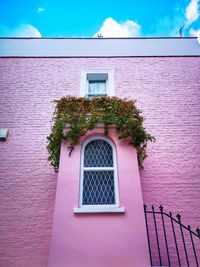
[0,57,200,266]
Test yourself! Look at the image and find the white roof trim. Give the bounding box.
[0,37,199,57]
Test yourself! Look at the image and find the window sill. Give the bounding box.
[74,207,125,214]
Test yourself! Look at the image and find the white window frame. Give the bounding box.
[80,70,114,97]
[74,136,125,213]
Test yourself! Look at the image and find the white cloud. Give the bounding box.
[93,17,141,37]
[0,24,41,37]
[37,7,45,13]
[185,0,199,25]
[151,0,200,38]
[149,15,184,37]
[189,28,200,43]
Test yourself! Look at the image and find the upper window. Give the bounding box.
[80,70,114,98]
[79,136,119,209]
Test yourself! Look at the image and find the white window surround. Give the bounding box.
[74,136,125,214]
[80,70,114,97]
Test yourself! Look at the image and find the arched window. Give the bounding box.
[79,136,120,209]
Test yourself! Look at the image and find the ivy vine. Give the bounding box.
[47,96,155,172]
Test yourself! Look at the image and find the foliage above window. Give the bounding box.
[47,96,155,172]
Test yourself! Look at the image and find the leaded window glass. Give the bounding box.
[81,138,117,206]
[84,140,113,167]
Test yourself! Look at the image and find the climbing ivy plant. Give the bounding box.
[47,96,155,172]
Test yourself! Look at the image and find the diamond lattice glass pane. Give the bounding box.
[84,140,113,167]
[83,171,115,205]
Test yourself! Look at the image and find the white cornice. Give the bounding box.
[0,37,199,57]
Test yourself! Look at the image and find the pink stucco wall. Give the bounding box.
[49,128,150,267]
[0,57,200,266]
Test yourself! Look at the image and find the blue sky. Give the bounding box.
[0,0,199,40]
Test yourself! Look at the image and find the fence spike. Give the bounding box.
[188,225,199,266]
[177,214,189,266]
[152,205,154,211]
[176,213,181,221]
[152,206,162,265]
[160,206,170,265]
[170,212,181,266]
[196,227,200,238]
[144,204,153,265]
[159,205,163,212]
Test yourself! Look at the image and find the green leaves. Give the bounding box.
[47,96,155,172]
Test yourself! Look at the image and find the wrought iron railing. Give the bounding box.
[144,205,200,267]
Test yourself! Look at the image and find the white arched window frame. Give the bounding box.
[74,136,125,213]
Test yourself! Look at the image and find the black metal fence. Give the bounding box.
[144,205,200,267]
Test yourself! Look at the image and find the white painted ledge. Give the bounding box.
[74,207,125,213]
[0,38,199,57]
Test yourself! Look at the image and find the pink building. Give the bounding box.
[0,37,200,267]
